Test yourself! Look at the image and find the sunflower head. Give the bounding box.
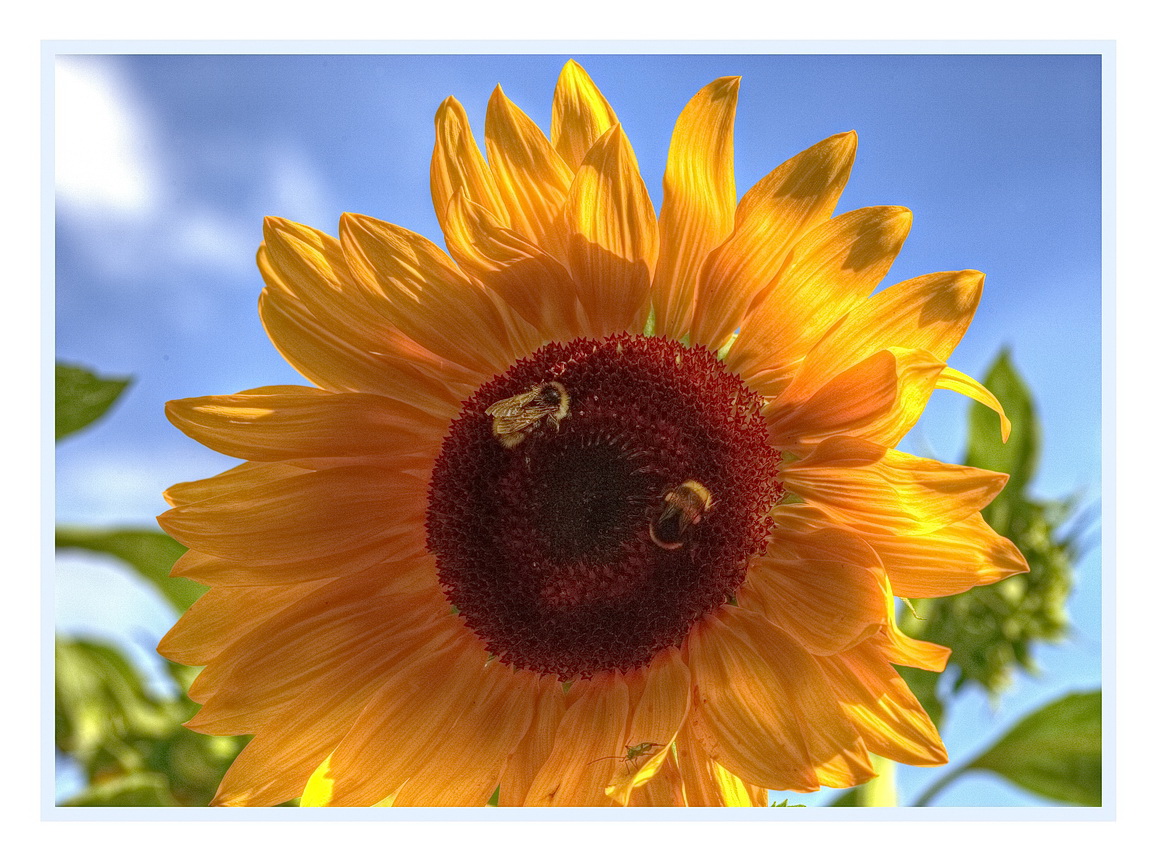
[158,59,1026,808]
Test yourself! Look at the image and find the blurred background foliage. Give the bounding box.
[55,362,242,807]
[52,352,1101,808]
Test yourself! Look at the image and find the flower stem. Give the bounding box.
[861,754,897,806]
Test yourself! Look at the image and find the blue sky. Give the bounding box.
[53,50,1103,809]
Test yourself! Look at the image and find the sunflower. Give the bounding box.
[157,60,1028,807]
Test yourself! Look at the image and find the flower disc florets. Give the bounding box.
[426,334,783,677]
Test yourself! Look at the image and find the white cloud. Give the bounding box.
[264,145,341,232]
[54,56,160,218]
[53,58,338,291]
[170,206,258,274]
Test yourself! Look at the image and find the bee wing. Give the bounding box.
[491,405,552,434]
[485,390,536,417]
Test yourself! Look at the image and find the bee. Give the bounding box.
[484,381,570,448]
[649,479,713,550]
[589,741,662,773]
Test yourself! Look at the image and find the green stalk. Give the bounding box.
[860,754,898,806]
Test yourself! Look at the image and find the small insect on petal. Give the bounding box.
[589,741,662,773]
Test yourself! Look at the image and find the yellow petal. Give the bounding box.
[650,76,740,338]
[688,606,874,790]
[258,224,472,415]
[485,85,574,259]
[875,575,951,672]
[868,512,1029,598]
[690,131,858,350]
[430,96,508,238]
[728,205,911,394]
[780,436,1009,536]
[258,285,466,416]
[766,347,944,452]
[816,638,947,766]
[165,387,444,464]
[937,365,1012,442]
[881,623,951,672]
[443,191,589,341]
[523,673,631,806]
[339,212,538,376]
[741,527,887,655]
[787,269,984,399]
[565,124,658,334]
[551,59,619,172]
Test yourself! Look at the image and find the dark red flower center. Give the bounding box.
[426,334,782,678]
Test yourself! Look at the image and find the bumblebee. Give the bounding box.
[649,480,713,550]
[484,381,570,448]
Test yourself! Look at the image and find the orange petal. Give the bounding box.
[565,124,658,334]
[211,599,455,806]
[165,387,445,464]
[688,605,874,790]
[443,191,589,341]
[816,638,947,766]
[157,580,326,666]
[868,512,1029,598]
[606,648,691,805]
[167,532,424,586]
[787,269,984,398]
[322,627,492,806]
[496,676,566,807]
[551,59,619,172]
[741,527,887,656]
[339,212,538,376]
[623,753,686,806]
[675,727,764,806]
[690,131,858,350]
[163,461,308,507]
[728,205,912,394]
[158,465,427,565]
[430,96,508,238]
[391,662,539,806]
[766,348,944,452]
[780,436,1009,536]
[485,85,574,259]
[188,567,446,732]
[523,673,631,806]
[650,76,740,338]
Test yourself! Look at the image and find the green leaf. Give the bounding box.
[56,527,204,612]
[61,772,180,807]
[964,349,1040,509]
[969,690,1102,806]
[828,785,865,806]
[55,638,177,765]
[55,362,132,441]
